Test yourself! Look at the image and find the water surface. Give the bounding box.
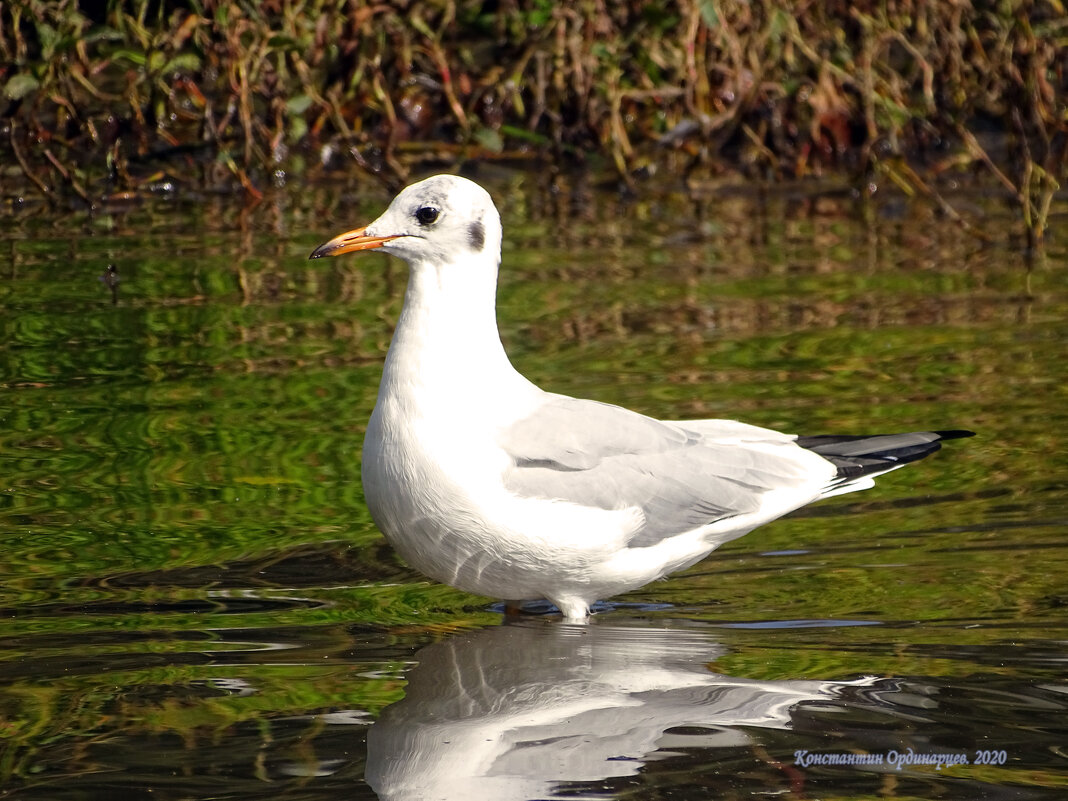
[1,171,1066,799]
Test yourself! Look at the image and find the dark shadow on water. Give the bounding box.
[488,599,675,617]
[98,542,408,589]
[0,594,326,620]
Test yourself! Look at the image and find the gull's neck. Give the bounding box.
[378,252,534,414]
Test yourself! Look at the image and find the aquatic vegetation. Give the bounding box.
[1,1,1064,241]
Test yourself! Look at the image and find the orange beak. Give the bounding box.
[308,227,400,259]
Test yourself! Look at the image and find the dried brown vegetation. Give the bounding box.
[1,1,1065,241]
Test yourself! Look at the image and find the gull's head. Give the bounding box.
[309,174,502,267]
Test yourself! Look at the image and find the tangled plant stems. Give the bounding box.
[1,1,1065,243]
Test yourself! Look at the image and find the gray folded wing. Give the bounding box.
[498,395,824,547]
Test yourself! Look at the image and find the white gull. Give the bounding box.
[310,174,972,621]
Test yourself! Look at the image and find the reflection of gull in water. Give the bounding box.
[366,621,875,801]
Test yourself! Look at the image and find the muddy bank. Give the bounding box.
[1,1,1064,239]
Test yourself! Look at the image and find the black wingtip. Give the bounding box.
[797,429,975,482]
[933,429,976,440]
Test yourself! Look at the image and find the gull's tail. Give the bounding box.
[796,430,975,499]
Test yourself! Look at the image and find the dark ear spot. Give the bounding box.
[467,220,485,251]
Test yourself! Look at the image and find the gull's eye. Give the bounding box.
[414,206,440,225]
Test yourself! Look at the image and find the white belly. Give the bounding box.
[361,400,651,602]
